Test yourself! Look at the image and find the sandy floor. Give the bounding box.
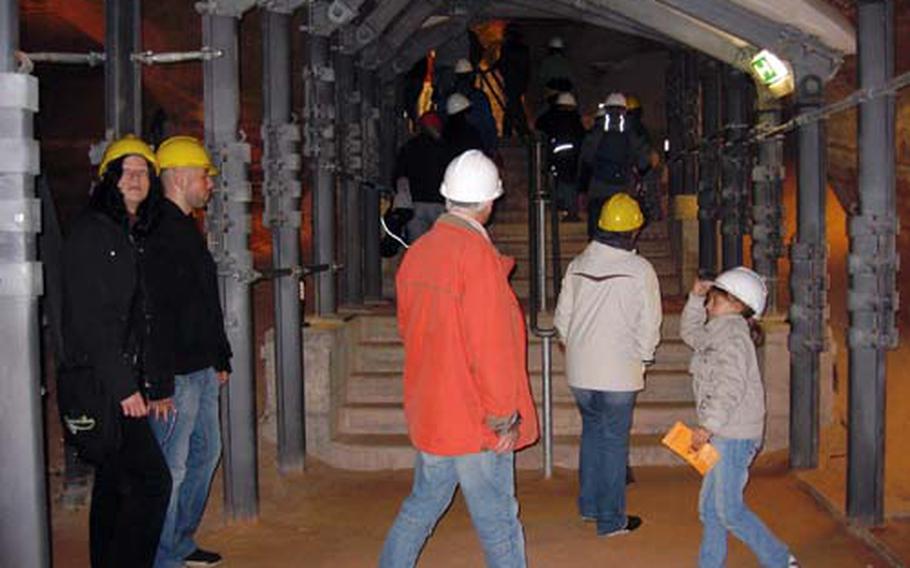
[50,442,889,568]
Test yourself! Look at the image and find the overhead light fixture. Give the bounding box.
[750,49,794,98]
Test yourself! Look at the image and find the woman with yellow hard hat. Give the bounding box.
[58,134,172,567]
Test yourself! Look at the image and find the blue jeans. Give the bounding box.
[379,451,526,568]
[699,437,790,568]
[149,367,222,568]
[571,388,637,534]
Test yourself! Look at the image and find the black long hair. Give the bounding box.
[89,155,163,237]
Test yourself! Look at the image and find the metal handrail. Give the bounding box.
[527,136,557,479]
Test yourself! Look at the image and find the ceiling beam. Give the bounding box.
[654,0,843,78]
[382,17,469,76]
[359,0,446,69]
[349,0,412,50]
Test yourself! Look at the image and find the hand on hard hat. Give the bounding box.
[156,135,219,176]
[711,267,768,317]
[440,150,503,203]
[99,135,158,177]
[597,193,644,233]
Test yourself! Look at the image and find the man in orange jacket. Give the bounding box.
[379,150,539,568]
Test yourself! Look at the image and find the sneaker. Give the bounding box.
[598,515,643,537]
[788,555,800,567]
[184,548,222,567]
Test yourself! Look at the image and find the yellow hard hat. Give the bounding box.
[98,134,158,176]
[156,135,219,175]
[598,193,644,232]
[625,95,641,110]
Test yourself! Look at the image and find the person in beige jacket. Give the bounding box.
[554,193,662,537]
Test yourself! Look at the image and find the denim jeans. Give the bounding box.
[699,437,790,568]
[571,387,637,534]
[149,367,222,568]
[406,202,445,243]
[379,451,526,568]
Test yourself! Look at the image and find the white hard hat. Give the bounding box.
[440,150,503,203]
[454,58,473,74]
[713,266,768,317]
[555,92,577,108]
[548,36,565,49]
[604,92,627,108]
[446,92,472,115]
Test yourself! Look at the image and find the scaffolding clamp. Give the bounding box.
[132,47,224,66]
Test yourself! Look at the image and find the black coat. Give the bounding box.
[62,207,173,403]
[393,133,450,203]
[143,199,232,376]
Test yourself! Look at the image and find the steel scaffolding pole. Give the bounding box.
[682,53,699,197]
[0,1,49,566]
[201,7,258,519]
[666,52,685,197]
[105,0,141,136]
[847,0,896,526]
[697,59,721,278]
[262,7,305,474]
[304,28,337,315]
[335,51,363,306]
[360,67,382,301]
[720,68,748,270]
[789,73,828,470]
[752,97,784,314]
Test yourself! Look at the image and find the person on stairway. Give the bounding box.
[444,93,485,158]
[144,136,233,568]
[535,91,586,222]
[494,25,531,139]
[554,193,662,538]
[392,111,451,242]
[680,268,800,568]
[380,150,539,568]
[577,92,651,238]
[450,58,499,157]
[538,36,574,106]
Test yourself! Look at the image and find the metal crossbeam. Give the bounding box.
[359,0,445,69]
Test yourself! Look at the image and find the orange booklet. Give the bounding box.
[661,421,720,475]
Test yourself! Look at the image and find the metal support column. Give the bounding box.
[720,68,748,270]
[681,53,699,197]
[0,0,49,565]
[201,5,258,519]
[360,67,382,301]
[751,97,784,313]
[335,51,363,306]
[847,0,896,526]
[789,73,828,470]
[304,25,337,314]
[262,6,305,474]
[104,0,142,136]
[697,60,721,277]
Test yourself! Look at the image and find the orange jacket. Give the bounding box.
[396,214,539,456]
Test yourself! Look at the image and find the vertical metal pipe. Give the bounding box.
[752,98,783,313]
[202,9,258,519]
[789,73,827,470]
[720,68,747,270]
[666,52,685,197]
[104,0,142,136]
[847,0,895,526]
[535,142,548,311]
[262,8,305,474]
[360,68,382,301]
[305,30,337,314]
[682,52,699,196]
[697,60,720,277]
[335,52,363,306]
[0,1,50,565]
[541,335,553,479]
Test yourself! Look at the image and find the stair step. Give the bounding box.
[337,401,696,437]
[346,369,693,405]
[322,433,687,470]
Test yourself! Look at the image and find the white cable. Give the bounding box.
[380,216,410,249]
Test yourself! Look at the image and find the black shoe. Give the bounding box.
[184,548,223,567]
[598,515,642,537]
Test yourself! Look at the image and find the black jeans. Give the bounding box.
[89,415,172,568]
